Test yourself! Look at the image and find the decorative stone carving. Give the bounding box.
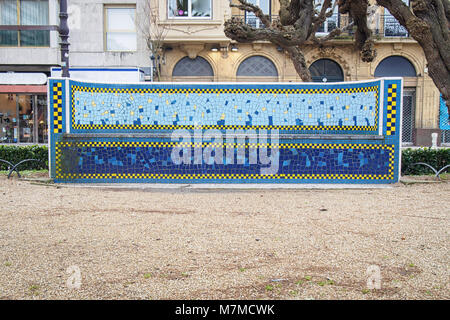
[180,44,205,59]
[307,46,351,77]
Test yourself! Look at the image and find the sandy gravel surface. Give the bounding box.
[0,177,448,300]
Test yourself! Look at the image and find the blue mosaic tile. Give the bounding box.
[55,140,394,182]
[49,78,402,184]
[69,80,381,134]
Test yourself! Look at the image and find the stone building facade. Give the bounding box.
[157,0,448,146]
[0,0,448,145]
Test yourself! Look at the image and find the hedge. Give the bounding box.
[0,145,48,171]
[0,145,448,175]
[401,147,450,175]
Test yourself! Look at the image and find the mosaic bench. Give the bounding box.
[48,78,402,184]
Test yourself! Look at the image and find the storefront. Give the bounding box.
[0,73,48,144]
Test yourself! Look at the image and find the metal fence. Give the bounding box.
[402,90,415,144]
[442,130,450,145]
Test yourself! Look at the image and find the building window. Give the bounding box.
[384,0,409,37]
[374,56,416,78]
[172,56,214,77]
[0,0,50,47]
[105,6,136,51]
[316,0,339,35]
[237,55,278,77]
[309,59,344,82]
[168,0,211,18]
[245,0,270,28]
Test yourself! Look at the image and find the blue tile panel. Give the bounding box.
[49,78,402,184]
[55,139,395,183]
[49,79,66,179]
[70,80,380,134]
[439,94,450,130]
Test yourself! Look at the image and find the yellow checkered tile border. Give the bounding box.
[71,123,376,131]
[70,84,379,132]
[55,141,395,180]
[56,172,392,180]
[386,83,397,135]
[53,82,63,134]
[56,140,390,150]
[71,85,378,95]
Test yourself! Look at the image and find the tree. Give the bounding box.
[136,0,172,81]
[376,0,450,114]
[224,0,450,114]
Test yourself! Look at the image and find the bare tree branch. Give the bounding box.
[225,0,450,111]
[376,0,450,113]
[231,0,272,27]
[312,0,333,31]
[136,0,172,81]
[310,20,355,45]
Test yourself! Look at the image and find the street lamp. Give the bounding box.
[59,0,70,77]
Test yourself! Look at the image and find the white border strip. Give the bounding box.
[379,79,385,136]
[47,79,51,178]
[65,78,70,133]
[398,77,404,180]
[49,77,399,86]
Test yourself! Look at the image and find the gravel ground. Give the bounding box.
[0,177,448,300]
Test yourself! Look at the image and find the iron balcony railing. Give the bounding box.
[231,14,279,29]
[232,13,409,38]
[376,14,409,37]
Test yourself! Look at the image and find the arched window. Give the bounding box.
[309,59,344,82]
[172,56,214,77]
[374,56,416,77]
[375,56,417,145]
[237,55,278,77]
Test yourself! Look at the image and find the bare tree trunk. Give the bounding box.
[339,0,377,62]
[225,0,450,115]
[285,46,313,82]
[377,0,450,114]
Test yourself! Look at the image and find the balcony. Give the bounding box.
[231,15,279,29]
[376,15,409,37]
[231,14,409,38]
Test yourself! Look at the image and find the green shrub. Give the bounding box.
[402,148,450,175]
[0,145,48,171]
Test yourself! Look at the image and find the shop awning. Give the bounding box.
[0,85,47,94]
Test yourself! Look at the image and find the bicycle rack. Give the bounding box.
[0,159,43,179]
[408,162,450,180]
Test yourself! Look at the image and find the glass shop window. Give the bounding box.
[18,95,33,143]
[168,0,211,18]
[0,93,18,143]
[0,0,50,47]
[0,94,48,144]
[36,95,47,143]
[105,6,137,51]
